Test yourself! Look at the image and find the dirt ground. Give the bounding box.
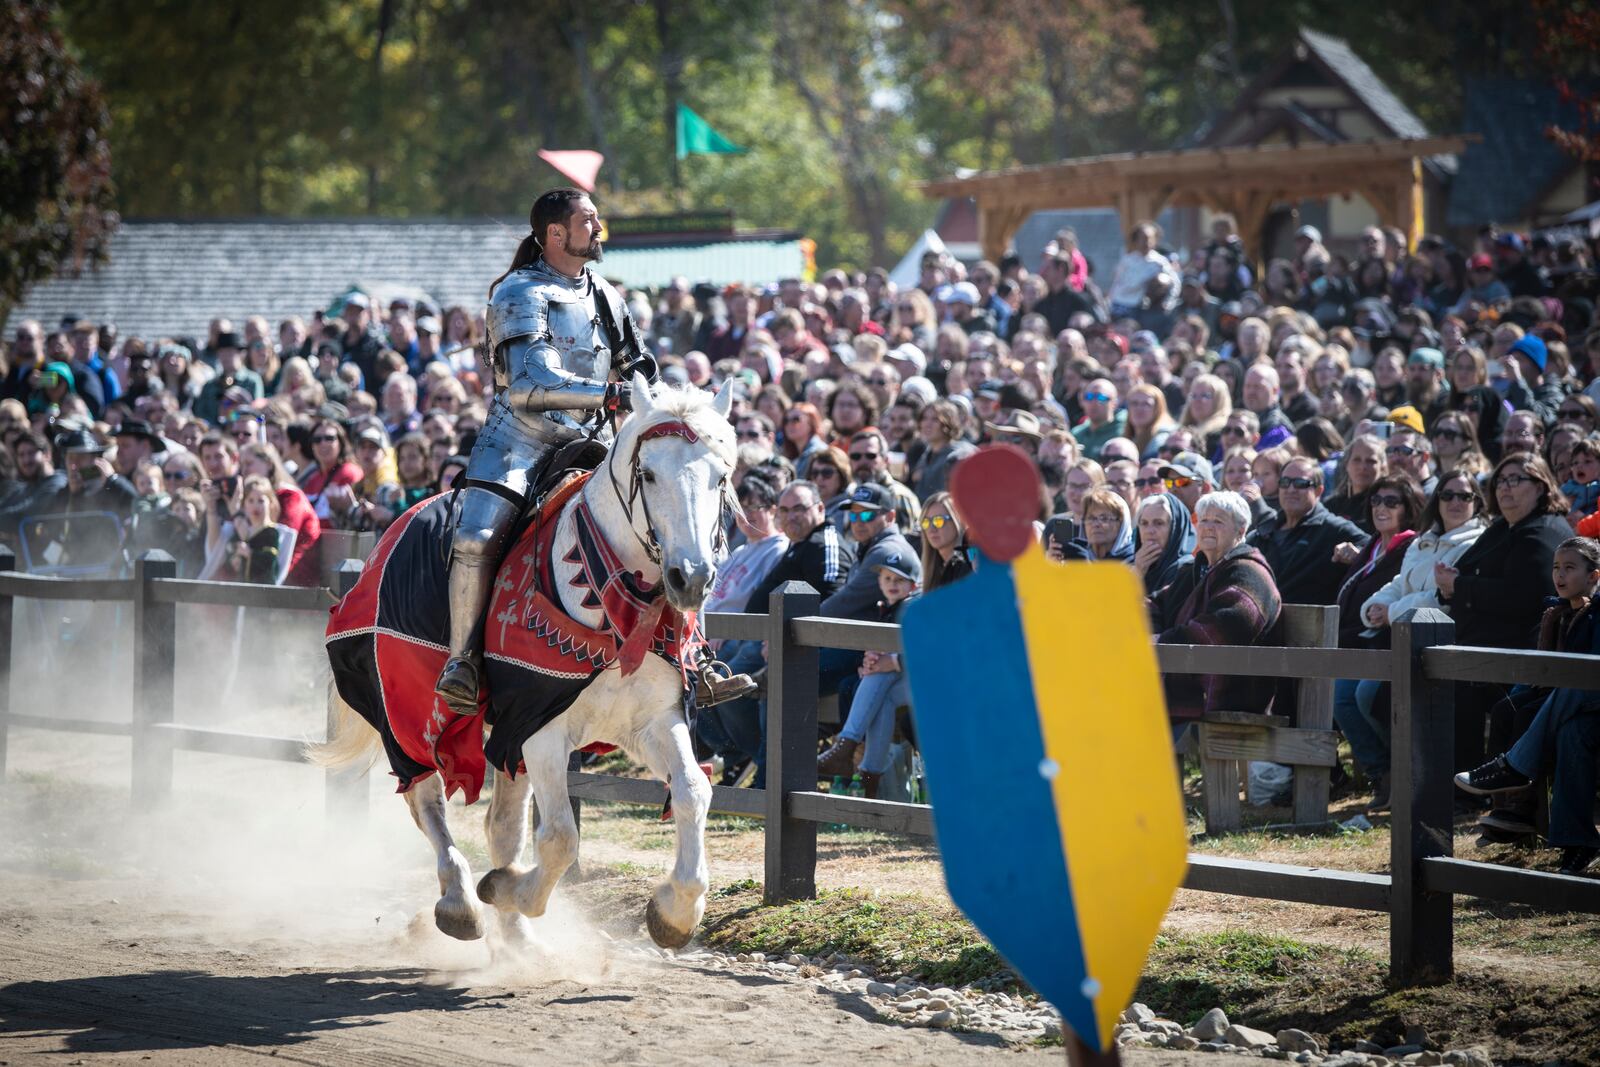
[0,727,1226,1067]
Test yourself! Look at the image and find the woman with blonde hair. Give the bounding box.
[889,289,936,351]
[1178,372,1232,455]
[1125,382,1176,461]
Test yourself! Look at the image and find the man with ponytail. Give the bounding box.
[434,188,658,711]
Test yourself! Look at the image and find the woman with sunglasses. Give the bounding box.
[1435,455,1572,774]
[297,418,363,521]
[1323,433,1386,530]
[1330,475,1426,809]
[1428,410,1483,476]
[806,446,855,530]
[1556,393,1598,434]
[1440,345,1508,459]
[779,402,827,477]
[917,491,971,590]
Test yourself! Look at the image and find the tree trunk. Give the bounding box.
[655,0,683,199]
[563,11,616,192]
[368,0,397,213]
[1038,25,1072,160]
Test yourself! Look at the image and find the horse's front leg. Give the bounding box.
[476,729,575,920]
[639,716,711,949]
[404,774,484,941]
[479,767,537,947]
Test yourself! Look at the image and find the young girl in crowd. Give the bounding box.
[1455,538,1600,875]
[224,476,284,584]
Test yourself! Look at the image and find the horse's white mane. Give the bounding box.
[617,384,738,467]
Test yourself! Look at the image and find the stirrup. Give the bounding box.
[693,659,758,707]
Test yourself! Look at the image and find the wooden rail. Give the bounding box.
[3,554,1597,990]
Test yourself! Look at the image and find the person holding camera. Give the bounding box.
[59,429,136,520]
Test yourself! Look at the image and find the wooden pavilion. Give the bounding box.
[921,136,1472,264]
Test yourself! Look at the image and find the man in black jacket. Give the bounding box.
[700,481,855,787]
[1247,455,1369,605]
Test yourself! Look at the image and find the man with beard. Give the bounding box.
[1404,347,1449,424]
[434,188,665,710]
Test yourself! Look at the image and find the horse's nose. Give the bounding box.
[665,559,715,607]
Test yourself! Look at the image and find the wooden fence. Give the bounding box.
[2,555,1598,987]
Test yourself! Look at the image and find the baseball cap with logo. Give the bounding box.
[875,549,922,583]
[848,483,896,512]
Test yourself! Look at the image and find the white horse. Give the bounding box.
[313,373,736,950]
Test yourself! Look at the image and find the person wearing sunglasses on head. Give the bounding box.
[1247,455,1370,606]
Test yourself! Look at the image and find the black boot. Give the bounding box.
[435,656,481,714]
[860,771,882,800]
[1558,846,1600,876]
[817,736,859,777]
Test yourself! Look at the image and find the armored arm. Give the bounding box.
[502,335,615,414]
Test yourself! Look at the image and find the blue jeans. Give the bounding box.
[838,670,910,775]
[1334,678,1389,776]
[695,639,766,766]
[1506,688,1600,848]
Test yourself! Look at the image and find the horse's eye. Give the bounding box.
[641,469,657,484]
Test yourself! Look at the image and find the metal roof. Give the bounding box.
[5,218,805,341]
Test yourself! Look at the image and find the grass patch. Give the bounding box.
[697,881,1004,989]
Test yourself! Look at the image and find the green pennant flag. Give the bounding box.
[676,103,744,160]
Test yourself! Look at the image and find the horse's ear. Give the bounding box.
[631,371,655,416]
[711,378,735,419]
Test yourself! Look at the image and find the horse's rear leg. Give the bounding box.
[477,731,574,919]
[404,774,484,941]
[639,717,711,949]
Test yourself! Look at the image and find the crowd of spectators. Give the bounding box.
[4,210,1598,871]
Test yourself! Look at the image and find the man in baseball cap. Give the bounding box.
[1157,450,1216,516]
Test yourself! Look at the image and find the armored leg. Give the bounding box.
[436,486,522,712]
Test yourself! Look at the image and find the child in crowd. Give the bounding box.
[815,556,922,797]
[1455,537,1600,875]
[1562,439,1599,526]
[225,475,283,584]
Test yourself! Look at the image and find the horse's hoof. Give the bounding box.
[645,896,695,950]
[477,867,512,907]
[435,898,484,941]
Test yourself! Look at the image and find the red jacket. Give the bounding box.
[278,485,322,586]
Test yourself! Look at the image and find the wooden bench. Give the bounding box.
[1198,603,1340,834]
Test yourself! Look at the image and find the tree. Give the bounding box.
[0,0,117,315]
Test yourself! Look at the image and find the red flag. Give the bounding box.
[537,150,604,193]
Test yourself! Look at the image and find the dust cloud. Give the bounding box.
[2,594,619,987]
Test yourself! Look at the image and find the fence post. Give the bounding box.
[325,559,369,821]
[1389,607,1456,986]
[0,545,13,783]
[765,580,821,904]
[131,551,178,809]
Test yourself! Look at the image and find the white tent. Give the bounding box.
[888,229,947,290]
[1560,201,1600,238]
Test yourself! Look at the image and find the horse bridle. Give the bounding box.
[606,418,732,567]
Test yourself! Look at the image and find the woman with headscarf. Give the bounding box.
[1132,492,1196,606]
[1058,487,1134,564]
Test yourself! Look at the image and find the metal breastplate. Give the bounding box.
[485,263,613,395]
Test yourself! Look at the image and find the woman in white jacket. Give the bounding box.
[1336,470,1488,810]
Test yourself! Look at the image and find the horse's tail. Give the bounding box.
[304,681,381,774]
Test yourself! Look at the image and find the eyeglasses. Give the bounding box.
[736,429,766,440]
[1432,429,1465,441]
[845,509,880,524]
[1497,473,1533,488]
[1189,390,1216,402]
[1163,476,1193,490]
[1439,489,1476,503]
[1386,444,1419,457]
[1084,513,1120,526]
[312,434,339,444]
[164,469,193,481]
[777,503,817,516]
[1083,392,1113,404]
[920,515,953,531]
[848,451,882,462]
[1222,426,1247,437]
[783,413,807,424]
[812,467,842,480]
[1370,494,1405,509]
[867,376,892,386]
[1559,408,1588,420]
[1134,476,1164,489]
[1281,477,1318,490]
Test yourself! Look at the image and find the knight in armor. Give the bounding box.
[435,188,753,713]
